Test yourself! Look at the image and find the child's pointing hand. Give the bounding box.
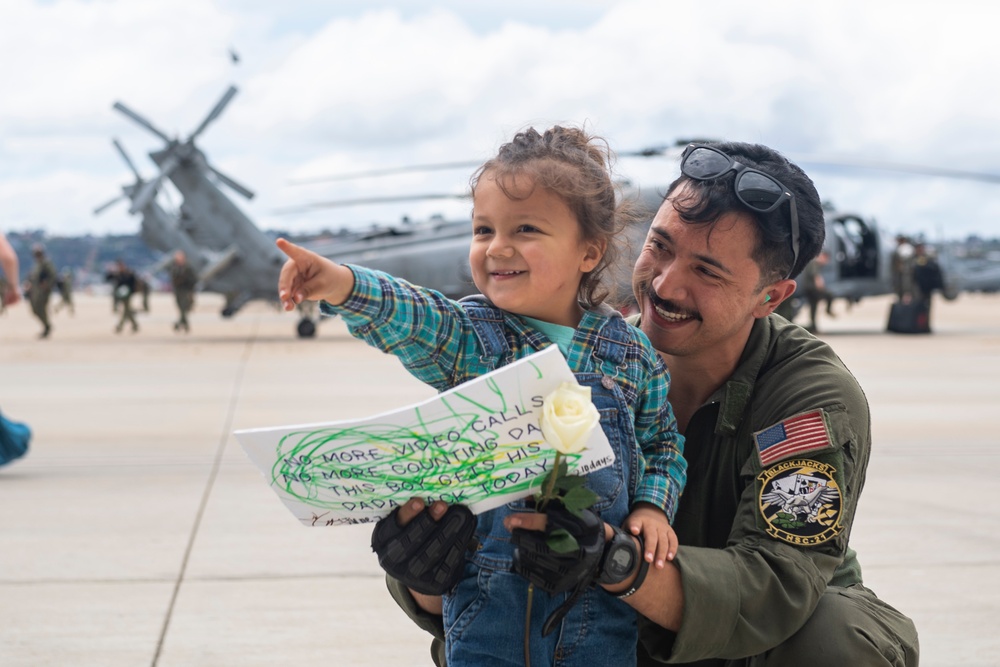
[276,238,355,310]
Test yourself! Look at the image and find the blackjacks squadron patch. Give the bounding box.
[758,459,843,546]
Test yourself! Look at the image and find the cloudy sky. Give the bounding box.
[3,0,999,241]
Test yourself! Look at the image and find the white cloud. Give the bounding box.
[2,0,999,240]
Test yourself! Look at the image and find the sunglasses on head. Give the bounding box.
[680,144,800,278]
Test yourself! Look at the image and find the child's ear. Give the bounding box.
[581,239,606,273]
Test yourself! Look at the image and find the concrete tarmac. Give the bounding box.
[1,291,998,666]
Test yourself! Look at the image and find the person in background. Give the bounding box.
[0,232,21,311]
[54,268,74,316]
[0,231,32,467]
[110,259,140,334]
[890,234,915,302]
[168,250,198,333]
[25,244,57,338]
[802,249,833,333]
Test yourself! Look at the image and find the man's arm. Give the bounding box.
[377,499,459,667]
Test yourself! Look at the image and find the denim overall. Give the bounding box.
[442,298,642,667]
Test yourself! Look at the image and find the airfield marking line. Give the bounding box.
[149,318,260,667]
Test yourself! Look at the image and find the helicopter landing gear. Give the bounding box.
[297,318,317,338]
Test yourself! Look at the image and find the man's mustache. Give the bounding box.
[635,279,702,322]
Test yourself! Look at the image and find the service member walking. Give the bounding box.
[168,250,198,333]
[111,259,140,334]
[25,244,57,338]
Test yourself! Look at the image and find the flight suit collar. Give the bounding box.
[710,317,773,436]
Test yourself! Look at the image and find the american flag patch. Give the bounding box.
[754,410,832,467]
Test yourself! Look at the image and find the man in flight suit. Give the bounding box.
[168,250,198,333]
[26,244,57,338]
[376,141,919,666]
[110,259,140,334]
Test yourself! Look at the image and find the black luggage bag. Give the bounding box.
[887,300,930,334]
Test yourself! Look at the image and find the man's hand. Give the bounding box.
[370,499,476,596]
[508,501,607,636]
[508,501,606,594]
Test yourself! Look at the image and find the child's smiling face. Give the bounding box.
[470,172,603,328]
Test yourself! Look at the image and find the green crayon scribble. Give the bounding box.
[268,387,574,514]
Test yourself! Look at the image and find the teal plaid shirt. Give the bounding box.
[321,265,686,521]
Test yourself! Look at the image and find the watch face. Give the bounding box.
[607,544,636,578]
[609,549,632,574]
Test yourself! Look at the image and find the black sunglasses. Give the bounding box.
[680,144,800,278]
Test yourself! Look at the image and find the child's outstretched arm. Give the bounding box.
[624,502,678,569]
[276,238,355,310]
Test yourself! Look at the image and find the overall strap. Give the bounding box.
[459,295,510,360]
[590,309,631,368]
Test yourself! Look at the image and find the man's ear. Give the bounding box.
[754,279,797,318]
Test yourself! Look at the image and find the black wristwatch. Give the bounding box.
[596,525,641,585]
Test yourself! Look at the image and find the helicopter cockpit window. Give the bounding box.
[832,215,879,279]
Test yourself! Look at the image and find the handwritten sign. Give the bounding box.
[235,346,614,526]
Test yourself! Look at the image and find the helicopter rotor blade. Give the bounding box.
[209,165,255,200]
[272,192,470,215]
[93,194,125,216]
[188,85,238,143]
[112,138,142,180]
[287,160,483,185]
[129,152,181,214]
[792,155,1000,184]
[619,144,674,158]
[285,141,695,186]
[112,101,173,144]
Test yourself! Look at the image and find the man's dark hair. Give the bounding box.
[664,141,825,283]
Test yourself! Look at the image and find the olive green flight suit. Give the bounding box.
[388,315,918,667]
[28,255,57,337]
[168,261,198,332]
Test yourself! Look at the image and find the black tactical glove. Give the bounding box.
[511,501,606,636]
[370,503,477,596]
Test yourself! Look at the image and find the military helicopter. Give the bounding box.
[289,144,1000,323]
[94,138,209,272]
[102,87,324,331]
[103,86,999,337]
[102,85,641,336]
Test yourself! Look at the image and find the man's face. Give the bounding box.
[632,184,772,361]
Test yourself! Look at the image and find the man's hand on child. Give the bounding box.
[370,498,476,600]
[624,502,677,569]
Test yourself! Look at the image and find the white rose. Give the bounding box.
[539,382,600,455]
